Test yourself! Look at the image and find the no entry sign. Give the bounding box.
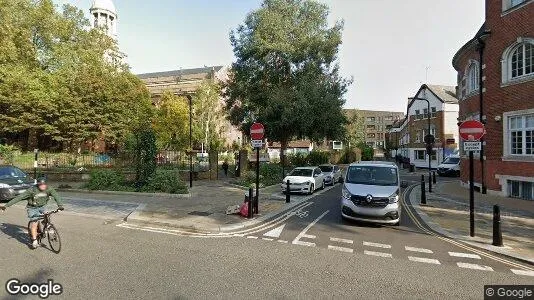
[250,123,265,140]
[459,120,485,141]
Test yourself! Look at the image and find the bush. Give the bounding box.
[287,152,308,167]
[0,144,17,165]
[143,170,188,194]
[338,148,359,164]
[308,150,329,166]
[86,169,128,191]
[260,163,283,186]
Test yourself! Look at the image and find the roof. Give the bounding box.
[90,0,116,14]
[293,166,317,170]
[425,85,458,104]
[137,66,224,79]
[452,23,490,68]
[350,161,397,167]
[269,140,311,148]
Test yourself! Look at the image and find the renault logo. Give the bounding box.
[366,195,373,203]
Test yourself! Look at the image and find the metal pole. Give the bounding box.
[255,147,260,214]
[478,38,487,195]
[33,149,38,182]
[432,171,437,184]
[492,205,503,246]
[421,175,426,205]
[469,151,475,237]
[286,180,290,203]
[188,95,193,188]
[248,187,253,219]
[427,100,432,193]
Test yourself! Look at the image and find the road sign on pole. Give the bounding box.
[250,122,265,216]
[250,140,263,148]
[250,123,265,140]
[459,120,485,141]
[463,141,482,151]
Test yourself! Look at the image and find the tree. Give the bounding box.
[224,0,351,172]
[345,109,366,147]
[193,80,226,152]
[152,91,189,150]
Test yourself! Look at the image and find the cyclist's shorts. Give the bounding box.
[27,206,45,221]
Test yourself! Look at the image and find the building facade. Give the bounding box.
[452,0,534,198]
[388,84,460,169]
[344,109,405,157]
[90,0,126,64]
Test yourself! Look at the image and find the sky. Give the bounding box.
[59,0,485,112]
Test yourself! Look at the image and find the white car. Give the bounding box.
[281,167,325,195]
[437,155,460,177]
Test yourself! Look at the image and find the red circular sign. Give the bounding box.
[459,120,485,141]
[250,123,265,140]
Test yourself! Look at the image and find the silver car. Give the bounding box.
[319,164,343,186]
[281,167,325,194]
[340,161,401,225]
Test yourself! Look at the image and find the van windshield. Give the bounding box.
[346,166,398,186]
[442,157,460,164]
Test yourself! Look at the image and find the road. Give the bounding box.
[1,173,532,299]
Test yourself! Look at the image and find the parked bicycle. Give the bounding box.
[28,209,62,253]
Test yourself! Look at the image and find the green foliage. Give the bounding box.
[153,91,189,150]
[288,152,308,167]
[193,80,226,152]
[308,151,329,166]
[225,0,351,157]
[0,144,18,164]
[345,110,366,147]
[358,143,374,161]
[142,170,188,194]
[86,169,128,191]
[338,148,359,164]
[260,163,283,185]
[133,129,157,187]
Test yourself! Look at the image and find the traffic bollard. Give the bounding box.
[248,187,253,219]
[286,180,290,203]
[433,171,437,184]
[492,205,503,246]
[421,175,426,205]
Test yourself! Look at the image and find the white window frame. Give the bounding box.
[502,38,534,85]
[503,110,534,157]
[414,150,426,160]
[466,61,479,94]
[430,107,437,118]
[503,0,529,11]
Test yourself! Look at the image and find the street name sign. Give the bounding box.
[463,141,482,151]
[459,120,485,141]
[250,140,263,148]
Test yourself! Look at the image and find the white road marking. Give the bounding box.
[457,262,493,271]
[330,237,353,244]
[292,210,329,247]
[511,269,534,277]
[263,224,286,238]
[246,236,258,239]
[408,256,441,265]
[233,234,245,237]
[363,241,391,249]
[448,252,481,259]
[261,238,273,241]
[405,246,433,254]
[364,250,392,258]
[277,240,288,244]
[328,245,353,253]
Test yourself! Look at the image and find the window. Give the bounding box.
[511,0,526,7]
[415,132,421,143]
[508,180,534,200]
[415,110,422,120]
[467,62,479,93]
[502,39,534,83]
[367,133,375,138]
[430,125,437,137]
[367,117,376,122]
[414,150,425,160]
[431,107,437,118]
[509,114,534,155]
[367,125,376,130]
[423,108,429,119]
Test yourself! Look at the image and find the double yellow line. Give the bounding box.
[401,184,533,271]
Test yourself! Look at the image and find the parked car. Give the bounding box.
[0,166,34,202]
[281,166,325,195]
[341,161,401,226]
[319,164,343,186]
[437,155,460,177]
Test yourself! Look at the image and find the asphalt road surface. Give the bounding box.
[1,174,532,299]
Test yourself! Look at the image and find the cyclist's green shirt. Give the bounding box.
[5,186,63,208]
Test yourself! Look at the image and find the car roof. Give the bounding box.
[294,166,317,170]
[349,161,397,168]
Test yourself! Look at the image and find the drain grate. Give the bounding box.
[188,211,212,216]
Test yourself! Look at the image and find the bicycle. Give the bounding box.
[27,209,62,253]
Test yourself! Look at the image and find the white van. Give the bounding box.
[437,155,460,177]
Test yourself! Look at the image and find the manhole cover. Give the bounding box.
[188,211,212,216]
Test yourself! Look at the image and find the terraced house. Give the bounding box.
[452,0,534,199]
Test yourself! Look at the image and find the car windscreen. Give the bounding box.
[346,166,398,186]
[442,157,460,164]
[319,166,333,172]
[0,167,27,180]
[288,169,312,177]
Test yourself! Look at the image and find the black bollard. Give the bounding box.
[492,205,503,246]
[433,171,437,184]
[421,175,426,205]
[248,187,253,219]
[286,180,290,203]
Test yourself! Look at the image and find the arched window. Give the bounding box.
[467,62,479,93]
[502,38,534,84]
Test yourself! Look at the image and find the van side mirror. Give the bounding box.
[401,181,409,188]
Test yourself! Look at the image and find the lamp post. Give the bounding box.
[411,96,432,192]
[476,30,491,194]
[187,94,193,188]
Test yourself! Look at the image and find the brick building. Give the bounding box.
[388,84,459,169]
[452,0,534,198]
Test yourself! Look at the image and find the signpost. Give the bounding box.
[250,122,265,215]
[424,134,434,193]
[459,120,485,237]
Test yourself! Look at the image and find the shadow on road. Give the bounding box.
[0,222,30,246]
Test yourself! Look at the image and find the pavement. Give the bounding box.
[405,178,534,265]
[1,174,533,299]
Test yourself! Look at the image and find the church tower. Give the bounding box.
[90,0,118,40]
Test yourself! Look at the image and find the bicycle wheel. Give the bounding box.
[46,225,62,253]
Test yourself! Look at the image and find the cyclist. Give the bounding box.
[0,178,64,249]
